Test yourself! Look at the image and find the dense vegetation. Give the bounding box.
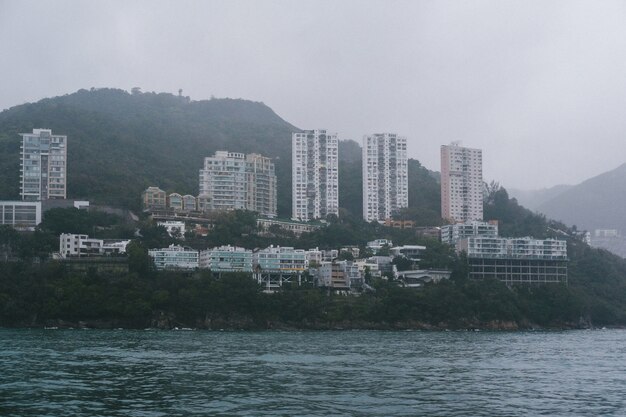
[1,193,626,329]
[0,263,587,330]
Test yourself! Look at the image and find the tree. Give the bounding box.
[392,256,413,272]
[337,251,354,261]
[127,241,154,277]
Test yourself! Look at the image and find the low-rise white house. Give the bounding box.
[199,245,253,272]
[440,221,498,245]
[340,246,360,258]
[305,247,339,266]
[396,269,452,288]
[367,255,396,276]
[0,201,42,231]
[148,244,199,270]
[257,217,322,236]
[367,239,393,251]
[59,233,130,258]
[314,260,363,290]
[353,259,382,278]
[157,220,186,238]
[322,249,338,261]
[305,248,323,267]
[253,246,306,273]
[390,245,426,261]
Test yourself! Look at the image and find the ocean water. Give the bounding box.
[1,329,625,416]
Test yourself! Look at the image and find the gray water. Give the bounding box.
[1,329,625,416]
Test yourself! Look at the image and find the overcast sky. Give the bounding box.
[2,0,625,190]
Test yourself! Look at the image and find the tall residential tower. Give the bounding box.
[20,129,67,201]
[362,133,408,222]
[198,151,277,217]
[246,153,277,218]
[440,142,483,223]
[292,130,339,221]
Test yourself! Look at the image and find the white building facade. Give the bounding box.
[59,233,130,258]
[0,201,42,230]
[199,151,248,211]
[253,246,307,273]
[20,129,67,201]
[457,236,568,284]
[148,245,199,270]
[441,142,483,223]
[314,260,362,290]
[257,217,322,236]
[390,245,426,262]
[362,133,408,222]
[246,154,277,218]
[157,220,186,238]
[440,221,498,245]
[199,245,253,272]
[198,151,277,217]
[292,130,339,221]
[367,239,393,251]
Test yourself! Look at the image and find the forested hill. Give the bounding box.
[0,88,442,220]
[0,88,297,212]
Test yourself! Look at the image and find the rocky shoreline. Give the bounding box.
[2,314,597,331]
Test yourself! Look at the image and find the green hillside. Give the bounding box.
[0,88,297,212]
[0,89,443,220]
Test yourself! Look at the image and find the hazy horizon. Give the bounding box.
[2,0,625,190]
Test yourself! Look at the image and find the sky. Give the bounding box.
[1,0,626,190]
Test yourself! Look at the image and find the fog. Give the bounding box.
[2,0,625,189]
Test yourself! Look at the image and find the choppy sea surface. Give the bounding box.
[1,329,626,416]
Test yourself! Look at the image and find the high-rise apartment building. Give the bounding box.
[246,153,277,218]
[362,133,408,222]
[292,130,339,221]
[441,142,483,223]
[198,151,277,217]
[199,151,247,211]
[20,129,67,201]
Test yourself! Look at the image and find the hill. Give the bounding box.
[0,89,443,220]
[536,163,626,232]
[0,88,297,213]
[508,184,573,211]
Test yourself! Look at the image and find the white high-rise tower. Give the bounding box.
[292,129,339,221]
[441,142,483,223]
[362,133,408,222]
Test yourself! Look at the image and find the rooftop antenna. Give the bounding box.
[451,140,462,146]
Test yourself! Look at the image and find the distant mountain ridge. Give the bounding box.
[534,163,626,232]
[508,184,573,211]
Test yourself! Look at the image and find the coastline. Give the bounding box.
[1,316,598,331]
